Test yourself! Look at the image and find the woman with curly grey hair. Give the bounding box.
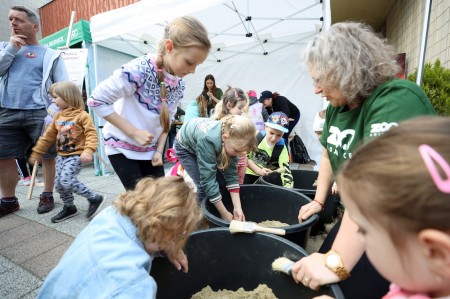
[292,22,435,299]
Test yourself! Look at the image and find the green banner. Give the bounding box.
[40,19,91,49]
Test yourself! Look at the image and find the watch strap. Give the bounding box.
[334,266,350,280]
[324,250,350,281]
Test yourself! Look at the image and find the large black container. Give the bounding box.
[151,228,344,298]
[201,184,318,248]
[260,170,341,235]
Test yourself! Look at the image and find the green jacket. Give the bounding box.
[178,118,239,203]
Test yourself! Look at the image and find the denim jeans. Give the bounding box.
[174,139,207,203]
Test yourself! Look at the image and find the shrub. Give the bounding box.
[407,59,450,116]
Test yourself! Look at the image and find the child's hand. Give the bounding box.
[131,129,154,146]
[298,200,323,223]
[151,150,163,166]
[166,249,189,273]
[233,207,245,221]
[259,168,272,176]
[220,210,233,222]
[80,152,93,163]
[28,156,41,167]
[331,182,339,194]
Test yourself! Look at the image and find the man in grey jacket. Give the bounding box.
[0,6,68,217]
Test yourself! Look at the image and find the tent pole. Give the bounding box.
[65,11,76,48]
[322,0,331,31]
[416,0,432,86]
[83,41,101,176]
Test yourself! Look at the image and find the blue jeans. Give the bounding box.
[174,140,226,203]
[174,139,207,203]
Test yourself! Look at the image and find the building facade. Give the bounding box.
[386,0,450,74]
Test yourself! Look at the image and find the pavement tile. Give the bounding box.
[0,222,49,250]
[22,240,73,280]
[20,287,41,299]
[1,229,72,264]
[0,214,30,231]
[0,266,41,299]
[0,256,14,275]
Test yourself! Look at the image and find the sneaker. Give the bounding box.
[37,193,55,214]
[18,176,41,186]
[0,199,20,217]
[18,176,31,186]
[86,195,104,219]
[51,205,78,223]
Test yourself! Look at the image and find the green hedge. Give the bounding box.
[407,59,450,116]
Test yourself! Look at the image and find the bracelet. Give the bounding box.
[155,149,163,155]
[313,199,324,210]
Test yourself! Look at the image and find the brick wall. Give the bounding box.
[0,0,139,41]
[387,0,450,74]
[39,0,139,37]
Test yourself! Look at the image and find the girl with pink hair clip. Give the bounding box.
[310,116,450,299]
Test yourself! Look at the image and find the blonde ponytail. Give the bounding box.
[156,58,170,133]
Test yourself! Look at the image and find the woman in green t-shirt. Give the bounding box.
[292,22,435,299]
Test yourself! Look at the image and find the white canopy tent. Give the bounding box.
[90,0,330,167]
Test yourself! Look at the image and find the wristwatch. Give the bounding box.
[324,250,350,280]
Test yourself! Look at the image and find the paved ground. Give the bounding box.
[0,162,320,298]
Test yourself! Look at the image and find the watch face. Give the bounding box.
[326,254,340,267]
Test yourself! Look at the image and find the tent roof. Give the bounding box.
[90,0,324,62]
[40,19,91,49]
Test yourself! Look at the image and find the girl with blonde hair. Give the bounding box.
[211,87,249,184]
[29,81,102,223]
[174,114,257,221]
[88,16,211,190]
[38,176,202,298]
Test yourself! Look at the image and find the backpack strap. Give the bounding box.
[256,131,284,167]
[256,131,264,144]
[271,143,284,166]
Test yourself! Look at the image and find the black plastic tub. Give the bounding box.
[151,228,344,298]
[201,184,318,248]
[259,170,341,235]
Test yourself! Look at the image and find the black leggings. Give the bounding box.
[319,219,390,299]
[108,154,165,190]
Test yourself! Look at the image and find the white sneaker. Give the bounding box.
[18,176,41,186]
[18,176,31,186]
